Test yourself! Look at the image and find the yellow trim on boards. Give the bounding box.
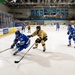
[0,32,14,38]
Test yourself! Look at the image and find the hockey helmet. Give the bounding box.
[36,26,41,30]
[15,30,21,36]
[68,24,72,27]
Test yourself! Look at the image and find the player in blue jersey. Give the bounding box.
[67,24,75,47]
[72,30,75,48]
[56,23,60,31]
[10,30,30,55]
[21,22,26,32]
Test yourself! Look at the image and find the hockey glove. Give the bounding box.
[11,44,15,49]
[67,32,69,35]
[27,35,32,38]
[16,43,20,46]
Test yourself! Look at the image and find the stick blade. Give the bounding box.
[14,61,19,63]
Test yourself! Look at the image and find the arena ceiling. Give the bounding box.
[5,0,75,8]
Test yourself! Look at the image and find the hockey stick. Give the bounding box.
[0,48,10,53]
[14,43,35,63]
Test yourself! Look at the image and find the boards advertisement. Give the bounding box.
[3,28,9,34]
[0,29,3,36]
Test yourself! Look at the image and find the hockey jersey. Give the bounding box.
[14,33,30,47]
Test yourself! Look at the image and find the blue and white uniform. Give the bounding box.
[56,23,60,31]
[67,26,75,41]
[72,30,75,41]
[13,31,30,51]
[22,24,26,31]
[67,24,75,47]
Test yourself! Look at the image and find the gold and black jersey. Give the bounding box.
[32,30,47,39]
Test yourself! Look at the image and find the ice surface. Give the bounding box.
[0,25,75,75]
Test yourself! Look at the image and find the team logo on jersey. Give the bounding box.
[20,38,23,41]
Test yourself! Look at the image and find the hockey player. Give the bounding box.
[56,23,60,31]
[28,26,48,52]
[72,30,75,48]
[21,23,26,32]
[67,24,75,47]
[27,23,31,33]
[10,30,30,55]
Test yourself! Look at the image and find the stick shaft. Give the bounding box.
[0,48,10,53]
[17,43,35,62]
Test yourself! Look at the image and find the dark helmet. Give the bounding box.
[36,26,41,30]
[15,30,21,36]
[68,24,72,27]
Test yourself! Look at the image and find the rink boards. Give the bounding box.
[0,27,22,37]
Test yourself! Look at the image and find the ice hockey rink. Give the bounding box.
[0,25,75,75]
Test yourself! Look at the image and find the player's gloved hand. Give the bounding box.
[27,35,32,38]
[16,43,20,46]
[11,44,15,49]
[67,32,69,35]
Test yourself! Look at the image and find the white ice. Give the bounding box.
[0,25,75,75]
